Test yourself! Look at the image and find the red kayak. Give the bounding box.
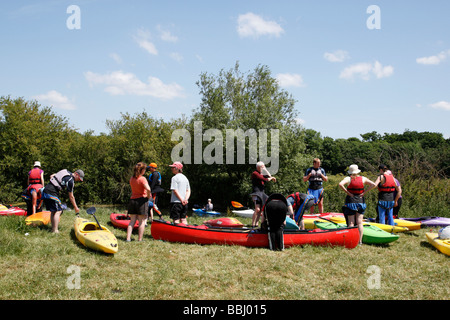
[151,220,359,249]
[0,206,27,216]
[110,213,139,230]
[203,217,244,228]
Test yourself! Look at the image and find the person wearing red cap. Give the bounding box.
[169,161,190,224]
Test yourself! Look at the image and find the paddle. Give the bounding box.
[231,201,249,210]
[86,206,102,230]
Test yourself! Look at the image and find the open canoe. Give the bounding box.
[150,219,359,249]
[25,211,51,226]
[110,213,139,230]
[74,217,118,254]
[314,221,399,244]
[426,233,450,256]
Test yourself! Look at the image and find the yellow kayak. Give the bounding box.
[426,233,450,256]
[74,217,118,254]
[25,211,51,226]
[393,219,421,231]
[328,216,409,233]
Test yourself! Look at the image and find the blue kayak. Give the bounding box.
[193,208,221,216]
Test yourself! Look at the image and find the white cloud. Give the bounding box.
[416,50,450,65]
[276,73,305,87]
[237,12,284,38]
[170,52,183,63]
[157,25,178,43]
[133,28,158,55]
[84,71,185,100]
[324,50,350,63]
[110,53,122,64]
[429,101,450,111]
[33,90,76,110]
[339,61,393,80]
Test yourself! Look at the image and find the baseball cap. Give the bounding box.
[75,169,85,181]
[169,161,183,170]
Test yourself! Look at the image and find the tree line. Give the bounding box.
[1,63,448,214]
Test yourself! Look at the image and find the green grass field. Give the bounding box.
[0,206,448,301]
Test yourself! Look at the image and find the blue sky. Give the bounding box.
[1,0,449,139]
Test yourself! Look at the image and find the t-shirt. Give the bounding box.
[170,173,190,203]
[130,176,149,199]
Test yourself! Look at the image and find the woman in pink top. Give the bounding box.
[127,162,151,242]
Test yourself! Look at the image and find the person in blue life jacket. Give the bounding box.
[41,169,84,233]
[146,162,164,221]
[303,158,328,213]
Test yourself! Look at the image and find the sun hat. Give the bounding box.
[169,161,183,170]
[348,164,361,175]
[33,161,41,168]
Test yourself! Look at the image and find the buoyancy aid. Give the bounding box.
[29,168,42,185]
[287,192,303,210]
[49,169,72,191]
[149,171,162,186]
[378,174,396,193]
[347,176,364,195]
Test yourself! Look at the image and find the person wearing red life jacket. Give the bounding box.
[24,161,45,216]
[368,164,402,226]
[339,164,376,244]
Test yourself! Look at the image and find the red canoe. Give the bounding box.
[150,220,359,249]
[0,206,27,216]
[110,213,139,230]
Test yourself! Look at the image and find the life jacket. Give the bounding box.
[29,168,42,185]
[149,171,162,186]
[378,174,396,193]
[309,168,323,183]
[347,176,364,195]
[49,169,72,191]
[287,192,303,210]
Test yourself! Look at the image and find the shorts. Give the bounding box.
[128,197,149,216]
[41,191,63,213]
[170,202,188,220]
[343,202,366,216]
[307,188,324,204]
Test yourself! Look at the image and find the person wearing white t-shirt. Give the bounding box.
[169,161,190,224]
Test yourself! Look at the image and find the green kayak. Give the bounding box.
[314,221,399,244]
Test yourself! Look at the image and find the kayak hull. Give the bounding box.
[232,209,254,218]
[193,208,221,216]
[402,217,450,228]
[203,217,244,228]
[315,221,399,244]
[426,233,450,256]
[0,206,27,216]
[25,211,51,226]
[329,216,409,233]
[74,217,118,254]
[110,213,139,230]
[151,219,359,249]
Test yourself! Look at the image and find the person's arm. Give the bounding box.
[319,168,328,182]
[183,188,191,206]
[68,192,80,214]
[338,177,353,197]
[394,183,402,207]
[302,168,311,182]
[40,172,45,186]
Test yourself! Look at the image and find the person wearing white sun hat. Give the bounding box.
[339,164,376,244]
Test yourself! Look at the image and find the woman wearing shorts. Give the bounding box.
[127,162,152,242]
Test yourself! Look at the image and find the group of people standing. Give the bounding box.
[126,161,190,241]
[22,162,84,233]
[250,158,402,244]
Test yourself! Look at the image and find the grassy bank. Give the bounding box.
[0,207,448,300]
